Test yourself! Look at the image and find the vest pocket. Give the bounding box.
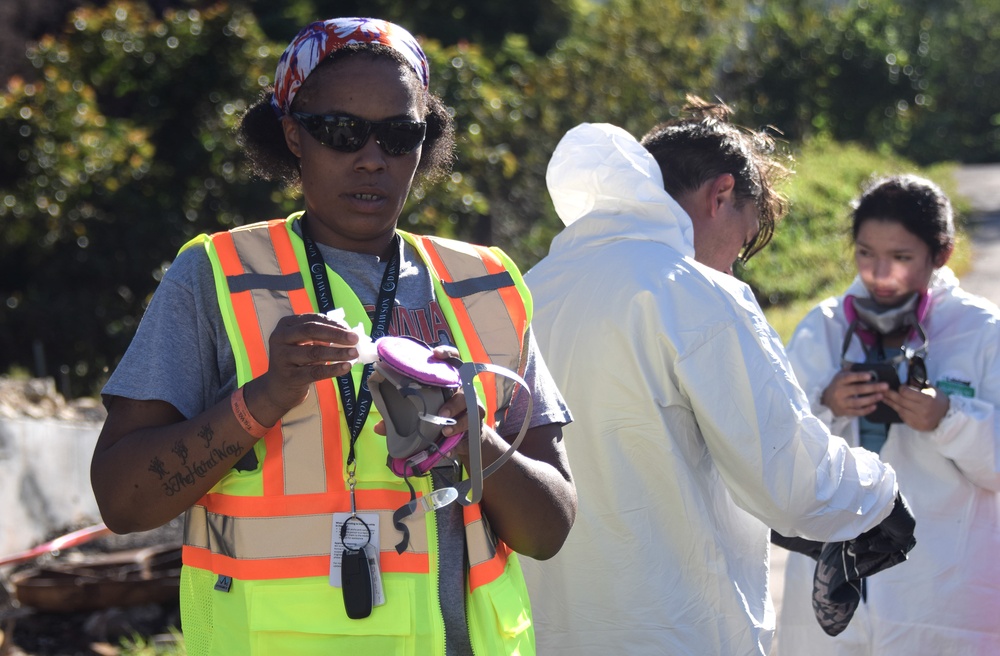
[248,577,416,654]
[468,561,534,655]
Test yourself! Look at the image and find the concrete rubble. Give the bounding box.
[0,377,181,655]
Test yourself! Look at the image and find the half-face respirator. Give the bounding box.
[363,334,531,553]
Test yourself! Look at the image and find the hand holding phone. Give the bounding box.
[848,362,901,423]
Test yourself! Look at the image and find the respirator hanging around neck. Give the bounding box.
[840,292,931,424]
[843,292,929,345]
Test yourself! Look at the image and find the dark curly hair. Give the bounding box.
[639,96,789,263]
[852,174,955,261]
[237,43,455,187]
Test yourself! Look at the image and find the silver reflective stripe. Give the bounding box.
[422,237,524,413]
[227,224,328,496]
[277,394,327,495]
[185,504,430,559]
[466,515,498,568]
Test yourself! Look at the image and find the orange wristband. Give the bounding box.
[231,386,272,438]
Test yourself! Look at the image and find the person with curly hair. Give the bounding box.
[91,17,575,655]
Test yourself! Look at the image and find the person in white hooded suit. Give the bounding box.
[775,175,1000,655]
[520,100,911,655]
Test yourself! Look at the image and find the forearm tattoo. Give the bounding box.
[147,421,244,497]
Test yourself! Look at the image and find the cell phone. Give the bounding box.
[848,362,901,424]
[849,362,899,390]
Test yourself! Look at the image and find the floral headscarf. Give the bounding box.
[270,17,429,117]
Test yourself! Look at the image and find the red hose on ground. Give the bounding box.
[0,524,112,568]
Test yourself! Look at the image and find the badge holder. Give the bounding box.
[339,514,373,620]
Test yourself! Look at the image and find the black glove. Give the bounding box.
[770,530,823,560]
[812,492,916,636]
[853,491,917,556]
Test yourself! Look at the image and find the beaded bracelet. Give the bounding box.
[231,386,273,438]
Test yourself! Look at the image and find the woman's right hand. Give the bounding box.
[820,369,891,418]
[246,313,362,425]
[92,312,362,534]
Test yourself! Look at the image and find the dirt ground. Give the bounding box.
[1,521,183,656]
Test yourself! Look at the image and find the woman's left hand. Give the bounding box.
[883,385,950,432]
[369,343,576,559]
[369,345,483,439]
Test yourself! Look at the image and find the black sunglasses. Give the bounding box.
[292,112,427,156]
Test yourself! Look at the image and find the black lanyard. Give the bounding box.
[300,217,400,467]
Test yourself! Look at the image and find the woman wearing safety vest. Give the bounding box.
[91,17,576,655]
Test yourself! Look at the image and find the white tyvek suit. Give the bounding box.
[519,123,899,655]
[776,272,1000,655]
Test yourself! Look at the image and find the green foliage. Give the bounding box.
[0,0,994,394]
[408,0,746,267]
[409,36,559,264]
[725,0,1000,164]
[725,0,923,149]
[391,0,746,268]
[239,0,575,54]
[899,0,1000,163]
[0,1,285,395]
[543,0,740,139]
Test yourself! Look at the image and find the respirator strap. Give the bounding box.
[392,482,461,554]
[390,360,532,554]
[840,317,930,368]
[453,361,533,507]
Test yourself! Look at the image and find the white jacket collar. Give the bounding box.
[545,123,696,258]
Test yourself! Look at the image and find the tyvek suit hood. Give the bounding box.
[521,123,898,655]
[545,122,695,256]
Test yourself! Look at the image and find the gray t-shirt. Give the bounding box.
[103,226,571,654]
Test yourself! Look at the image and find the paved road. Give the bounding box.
[952,163,1000,307]
[769,163,1000,654]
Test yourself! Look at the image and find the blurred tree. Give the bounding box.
[0,0,200,83]
[0,0,750,395]
[8,0,989,396]
[722,0,924,150]
[722,0,1000,164]
[408,35,559,264]
[240,0,574,54]
[0,1,282,395]
[899,0,1000,163]
[542,0,740,138]
[412,0,745,267]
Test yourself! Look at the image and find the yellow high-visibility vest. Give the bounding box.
[178,214,535,655]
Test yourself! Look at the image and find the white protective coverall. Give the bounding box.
[777,271,1000,655]
[519,122,899,655]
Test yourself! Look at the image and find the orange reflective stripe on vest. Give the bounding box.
[186,218,530,592]
[403,233,531,591]
[404,233,529,424]
[463,501,512,590]
[209,221,343,498]
[183,489,430,580]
